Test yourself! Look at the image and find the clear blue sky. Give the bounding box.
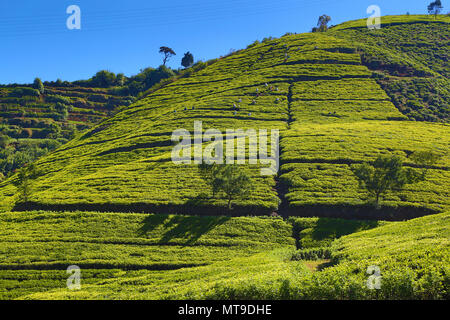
[0,0,441,84]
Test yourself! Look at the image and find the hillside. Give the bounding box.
[0,212,293,299]
[331,15,449,122]
[0,14,449,301]
[0,15,448,219]
[0,83,135,178]
[4,211,446,300]
[0,64,211,179]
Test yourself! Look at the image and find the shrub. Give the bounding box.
[9,87,40,98]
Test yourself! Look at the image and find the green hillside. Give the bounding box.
[0,15,449,300]
[0,83,134,178]
[5,211,447,300]
[1,15,448,217]
[331,15,449,122]
[0,212,293,299]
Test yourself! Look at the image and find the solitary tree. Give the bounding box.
[181,52,194,68]
[159,46,176,66]
[13,163,39,203]
[200,163,251,210]
[316,15,331,32]
[351,155,422,208]
[410,150,441,177]
[33,77,44,94]
[428,0,443,17]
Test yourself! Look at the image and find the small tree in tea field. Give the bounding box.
[351,155,423,208]
[33,77,44,94]
[200,163,251,210]
[13,163,39,203]
[181,52,194,68]
[409,150,442,178]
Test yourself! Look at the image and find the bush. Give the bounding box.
[33,78,44,94]
[46,95,71,104]
[9,87,40,98]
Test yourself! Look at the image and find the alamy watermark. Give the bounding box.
[367,5,381,30]
[66,265,81,290]
[366,265,382,290]
[66,5,81,30]
[171,121,279,176]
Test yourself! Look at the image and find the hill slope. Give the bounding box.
[331,15,449,122]
[0,15,449,218]
[11,211,449,300]
[0,212,293,299]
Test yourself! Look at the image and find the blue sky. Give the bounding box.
[0,0,441,84]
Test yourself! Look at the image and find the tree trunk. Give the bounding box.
[375,193,381,209]
[227,197,232,210]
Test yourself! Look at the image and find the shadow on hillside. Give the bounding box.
[311,218,380,241]
[138,213,230,245]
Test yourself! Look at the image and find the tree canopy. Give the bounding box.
[351,155,422,207]
[428,0,443,16]
[200,163,251,210]
[181,52,194,68]
[159,46,176,66]
[314,15,331,32]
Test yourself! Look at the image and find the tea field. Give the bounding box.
[1,16,448,216]
[0,15,449,300]
[7,211,447,300]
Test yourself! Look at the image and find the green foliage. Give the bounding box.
[90,70,117,87]
[11,212,448,300]
[428,0,443,16]
[181,51,194,68]
[12,163,38,203]
[201,163,252,209]
[9,87,40,98]
[331,15,449,122]
[0,212,293,299]
[288,217,385,249]
[316,14,331,32]
[159,46,176,65]
[351,155,423,207]
[33,78,44,94]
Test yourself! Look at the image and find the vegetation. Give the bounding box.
[331,15,449,122]
[182,52,194,68]
[201,164,252,209]
[0,212,293,299]
[428,0,443,17]
[313,15,331,32]
[159,46,176,66]
[0,15,448,300]
[2,211,446,300]
[351,155,422,207]
[12,163,38,203]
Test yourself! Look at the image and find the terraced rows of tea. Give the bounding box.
[1,19,449,217]
[0,212,293,299]
[6,210,447,300]
[0,85,133,135]
[0,15,449,301]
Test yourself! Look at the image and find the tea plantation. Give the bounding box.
[0,15,449,300]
